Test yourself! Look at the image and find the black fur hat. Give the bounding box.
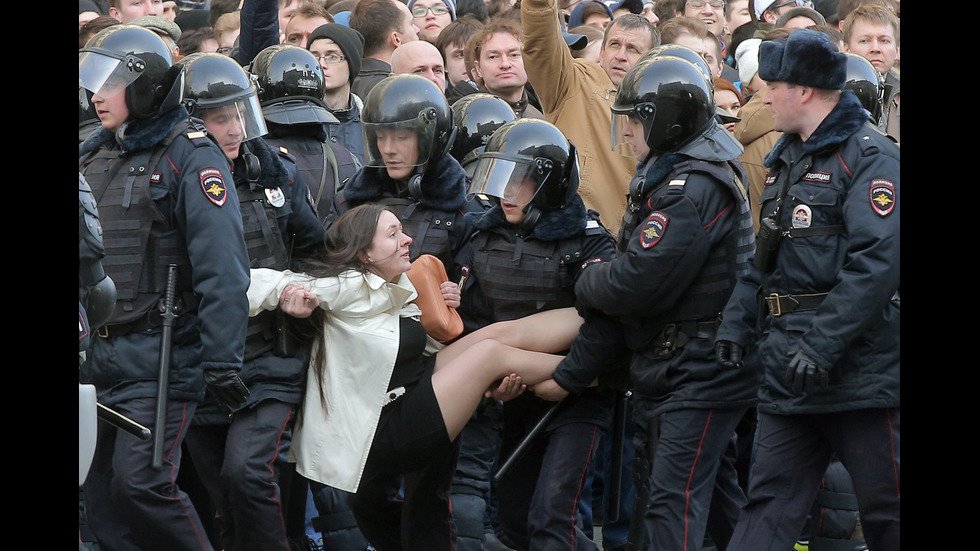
[758,29,846,90]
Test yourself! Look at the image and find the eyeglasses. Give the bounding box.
[686,0,725,9]
[314,54,347,64]
[411,4,451,17]
[769,0,813,10]
[216,47,233,55]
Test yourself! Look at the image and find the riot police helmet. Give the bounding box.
[79,87,101,142]
[611,56,715,155]
[79,24,184,120]
[467,119,580,214]
[360,73,457,170]
[450,93,517,174]
[179,52,269,141]
[638,43,714,86]
[843,53,885,125]
[251,44,339,126]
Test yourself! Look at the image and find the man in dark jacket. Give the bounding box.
[177,51,326,551]
[79,25,250,550]
[716,29,900,551]
[573,54,758,550]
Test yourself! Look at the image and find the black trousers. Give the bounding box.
[632,406,747,551]
[496,420,602,551]
[83,397,213,551]
[183,399,295,551]
[727,408,901,551]
[450,400,504,551]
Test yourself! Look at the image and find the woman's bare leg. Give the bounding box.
[434,307,583,368]
[430,340,565,439]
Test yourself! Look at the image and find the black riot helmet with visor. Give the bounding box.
[79,24,184,120]
[360,74,457,172]
[843,53,885,126]
[250,44,339,126]
[467,119,579,230]
[450,93,517,177]
[178,52,269,142]
[611,56,715,157]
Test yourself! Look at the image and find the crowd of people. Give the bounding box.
[79,0,900,550]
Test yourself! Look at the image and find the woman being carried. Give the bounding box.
[246,203,584,551]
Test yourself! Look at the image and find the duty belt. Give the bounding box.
[97,309,163,338]
[764,292,828,317]
[653,319,721,357]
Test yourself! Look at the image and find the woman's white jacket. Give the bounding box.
[247,267,441,493]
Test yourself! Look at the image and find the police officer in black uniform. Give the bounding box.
[459,118,626,551]
[175,51,327,551]
[572,55,759,551]
[716,30,900,551]
[444,92,516,551]
[79,24,251,551]
[328,73,482,269]
[251,44,363,223]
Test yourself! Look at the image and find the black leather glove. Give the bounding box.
[785,348,829,394]
[204,369,250,412]
[715,340,743,369]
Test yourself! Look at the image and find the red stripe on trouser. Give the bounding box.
[683,410,714,551]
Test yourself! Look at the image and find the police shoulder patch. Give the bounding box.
[200,168,228,206]
[640,212,668,249]
[869,178,895,216]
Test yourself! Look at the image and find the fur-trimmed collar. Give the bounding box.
[79,106,190,157]
[239,138,289,189]
[765,91,867,167]
[343,155,467,212]
[465,193,588,241]
[641,151,689,188]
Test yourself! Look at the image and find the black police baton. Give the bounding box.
[494,400,563,483]
[605,390,630,523]
[97,403,151,440]
[152,264,179,468]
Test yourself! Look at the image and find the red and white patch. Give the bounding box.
[150,172,162,184]
[869,179,895,217]
[639,212,668,249]
[580,257,604,271]
[792,204,812,229]
[200,168,228,206]
[764,173,777,186]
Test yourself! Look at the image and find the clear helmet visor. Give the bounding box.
[362,116,438,169]
[199,94,269,142]
[466,153,545,207]
[79,50,144,99]
[610,105,652,160]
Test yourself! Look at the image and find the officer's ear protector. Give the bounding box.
[242,151,261,184]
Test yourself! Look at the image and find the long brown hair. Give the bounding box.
[303,204,393,410]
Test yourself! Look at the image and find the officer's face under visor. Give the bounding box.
[466,153,546,207]
[610,108,652,160]
[199,95,269,144]
[79,49,145,99]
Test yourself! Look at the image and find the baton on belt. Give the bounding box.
[605,390,630,523]
[152,264,179,468]
[494,400,563,483]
